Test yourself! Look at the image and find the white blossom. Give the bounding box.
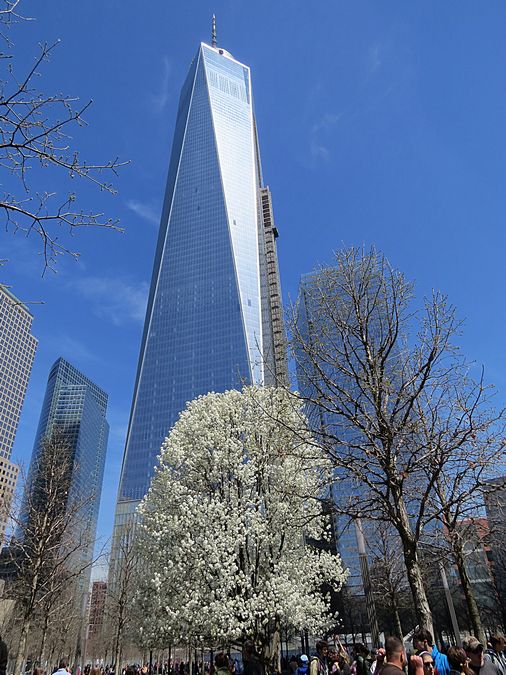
[136,386,347,649]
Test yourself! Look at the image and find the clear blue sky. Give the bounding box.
[4,1,506,570]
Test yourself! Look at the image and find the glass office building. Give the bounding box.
[0,285,38,541]
[295,274,379,594]
[113,40,286,534]
[24,358,109,594]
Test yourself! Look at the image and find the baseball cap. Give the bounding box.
[300,656,309,663]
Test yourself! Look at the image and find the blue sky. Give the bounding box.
[4,1,506,573]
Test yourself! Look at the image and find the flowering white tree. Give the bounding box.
[136,386,346,669]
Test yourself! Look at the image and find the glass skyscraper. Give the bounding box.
[113,39,286,534]
[0,285,38,541]
[23,358,109,593]
[295,273,380,594]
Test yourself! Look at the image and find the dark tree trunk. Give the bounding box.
[454,546,486,645]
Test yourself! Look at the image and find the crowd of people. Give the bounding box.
[275,631,506,675]
[113,632,506,675]
[2,630,506,675]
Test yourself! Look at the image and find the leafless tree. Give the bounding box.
[104,518,139,670]
[368,523,411,638]
[5,429,98,673]
[428,437,505,643]
[288,247,505,635]
[0,0,127,273]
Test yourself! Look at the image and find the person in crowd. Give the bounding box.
[421,652,436,675]
[463,638,501,675]
[446,646,473,675]
[413,629,450,675]
[328,650,340,675]
[242,641,263,675]
[354,646,371,675]
[382,636,423,675]
[485,636,506,675]
[214,654,230,675]
[381,637,407,675]
[337,654,351,675]
[370,649,385,675]
[311,641,329,675]
[296,656,309,675]
[33,668,45,675]
[54,661,70,675]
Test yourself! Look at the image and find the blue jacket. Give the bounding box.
[432,644,450,675]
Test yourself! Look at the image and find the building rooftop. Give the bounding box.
[0,284,34,318]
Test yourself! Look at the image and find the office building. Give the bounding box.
[24,358,108,596]
[295,273,369,590]
[112,33,287,541]
[88,580,107,639]
[485,476,506,625]
[0,285,38,540]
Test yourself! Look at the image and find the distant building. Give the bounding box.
[22,358,109,599]
[451,517,502,630]
[88,580,107,639]
[484,476,506,626]
[295,273,374,592]
[0,285,38,540]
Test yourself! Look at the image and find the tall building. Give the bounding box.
[88,580,107,640]
[295,273,367,591]
[485,476,506,626]
[24,358,109,596]
[0,285,38,540]
[112,35,286,537]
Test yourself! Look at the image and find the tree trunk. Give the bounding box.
[396,496,433,634]
[113,617,123,671]
[261,619,281,675]
[454,547,486,645]
[38,612,50,667]
[390,591,403,639]
[14,619,30,675]
[401,538,433,634]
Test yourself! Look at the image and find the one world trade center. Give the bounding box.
[112,30,287,542]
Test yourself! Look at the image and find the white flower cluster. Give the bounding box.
[136,386,347,646]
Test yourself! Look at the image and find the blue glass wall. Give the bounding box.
[295,276,369,592]
[118,44,266,504]
[23,358,108,587]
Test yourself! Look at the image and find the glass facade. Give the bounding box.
[295,275,372,592]
[115,42,284,514]
[23,358,109,593]
[0,285,38,540]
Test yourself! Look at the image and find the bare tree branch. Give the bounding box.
[0,19,128,272]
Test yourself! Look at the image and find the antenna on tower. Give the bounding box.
[212,14,217,48]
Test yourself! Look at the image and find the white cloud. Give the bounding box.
[368,44,382,75]
[126,199,160,226]
[56,334,103,364]
[307,112,343,167]
[72,276,149,326]
[149,56,172,113]
[311,112,343,136]
[310,140,330,163]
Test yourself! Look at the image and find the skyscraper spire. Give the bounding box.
[212,14,217,48]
